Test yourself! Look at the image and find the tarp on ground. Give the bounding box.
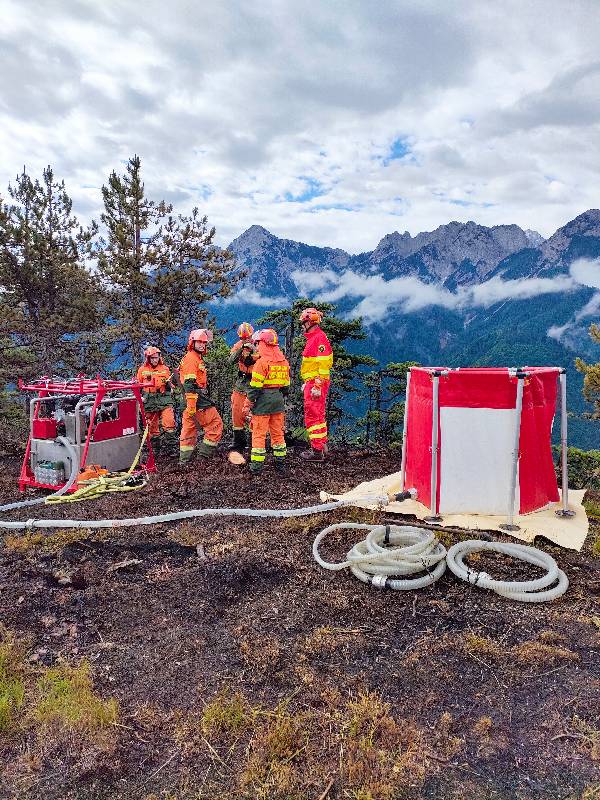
[321,471,588,551]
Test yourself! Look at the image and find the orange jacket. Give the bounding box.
[247,342,290,414]
[136,361,172,393]
[179,349,207,392]
[300,326,333,381]
[249,342,291,390]
[179,349,215,410]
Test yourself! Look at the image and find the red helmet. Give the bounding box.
[188,328,213,347]
[144,345,161,359]
[237,322,254,340]
[299,307,323,325]
[252,328,278,346]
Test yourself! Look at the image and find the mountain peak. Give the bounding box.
[541,208,600,261]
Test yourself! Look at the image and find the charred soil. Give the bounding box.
[0,447,599,800]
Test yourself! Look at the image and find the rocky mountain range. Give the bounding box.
[221,210,600,448]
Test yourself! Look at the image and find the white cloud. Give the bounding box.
[570,257,600,290]
[290,269,339,294]
[0,1,599,251]
[222,289,288,307]
[295,257,600,324]
[547,323,571,341]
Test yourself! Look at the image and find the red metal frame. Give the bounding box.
[18,375,156,493]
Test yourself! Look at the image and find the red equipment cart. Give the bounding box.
[18,376,156,493]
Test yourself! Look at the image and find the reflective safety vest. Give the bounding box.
[300,326,333,381]
[249,357,290,390]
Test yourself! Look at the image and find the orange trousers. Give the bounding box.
[179,406,223,461]
[250,412,286,466]
[231,390,248,430]
[145,407,176,439]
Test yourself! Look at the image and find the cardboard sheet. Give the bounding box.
[320,471,589,551]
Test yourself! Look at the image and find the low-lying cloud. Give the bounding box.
[221,288,288,307]
[292,257,600,324]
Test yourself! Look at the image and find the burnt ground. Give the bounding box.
[0,446,599,800]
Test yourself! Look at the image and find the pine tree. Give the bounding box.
[147,208,238,358]
[97,155,169,370]
[576,323,600,417]
[98,155,239,372]
[258,298,376,436]
[360,361,418,446]
[0,166,103,385]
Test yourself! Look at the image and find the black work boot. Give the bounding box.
[232,429,247,454]
[274,458,287,475]
[300,448,325,462]
[161,430,179,458]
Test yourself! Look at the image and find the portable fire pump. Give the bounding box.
[18,376,156,493]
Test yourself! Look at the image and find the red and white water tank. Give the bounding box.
[400,367,564,521]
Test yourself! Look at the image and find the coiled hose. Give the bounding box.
[313,523,447,590]
[446,540,569,602]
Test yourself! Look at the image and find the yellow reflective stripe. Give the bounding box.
[249,372,265,388]
[302,355,332,367]
[182,373,196,380]
[307,423,326,432]
[309,431,328,440]
[263,379,290,386]
[180,445,195,451]
[202,438,217,447]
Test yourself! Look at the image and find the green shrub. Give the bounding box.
[555,447,600,492]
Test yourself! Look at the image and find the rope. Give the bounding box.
[45,426,150,505]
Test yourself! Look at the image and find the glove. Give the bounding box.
[184,394,197,418]
[310,384,322,398]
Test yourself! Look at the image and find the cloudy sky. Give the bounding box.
[1,0,599,252]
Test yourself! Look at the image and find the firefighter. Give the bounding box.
[246,328,290,474]
[228,322,257,454]
[136,346,178,456]
[178,328,223,464]
[299,307,333,461]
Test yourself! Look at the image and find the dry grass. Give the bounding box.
[572,716,600,762]
[301,625,366,655]
[511,640,579,666]
[463,633,503,659]
[4,527,103,555]
[0,627,27,733]
[166,684,448,800]
[0,627,119,791]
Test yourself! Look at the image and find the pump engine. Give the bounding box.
[18,377,156,492]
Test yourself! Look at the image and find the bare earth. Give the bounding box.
[0,447,598,800]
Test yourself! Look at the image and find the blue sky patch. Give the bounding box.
[283,176,326,203]
[383,137,411,166]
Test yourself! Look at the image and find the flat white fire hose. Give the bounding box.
[446,540,569,602]
[313,523,447,590]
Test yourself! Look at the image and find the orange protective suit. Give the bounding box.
[136,357,177,454]
[246,340,290,472]
[179,347,223,462]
